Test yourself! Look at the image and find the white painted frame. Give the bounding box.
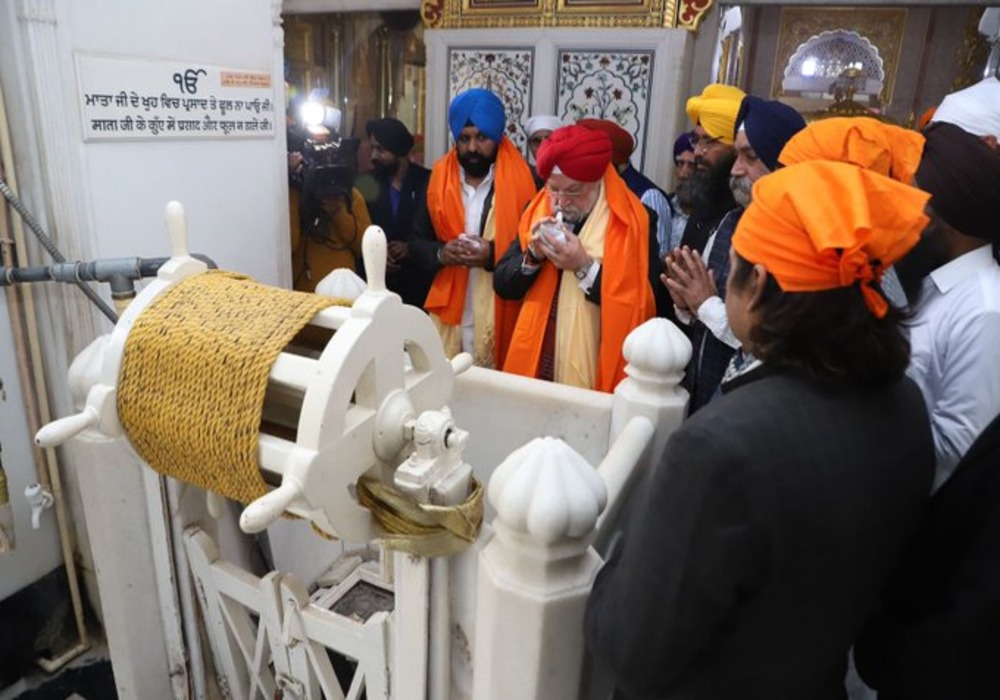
[425,28,694,187]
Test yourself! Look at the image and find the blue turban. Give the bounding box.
[449,88,506,143]
[673,131,696,159]
[735,96,806,171]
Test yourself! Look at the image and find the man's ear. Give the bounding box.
[748,263,769,310]
[983,134,999,154]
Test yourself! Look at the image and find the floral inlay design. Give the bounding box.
[448,49,535,152]
[557,50,654,169]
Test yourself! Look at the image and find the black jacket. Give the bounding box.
[363,163,436,308]
[855,411,1000,700]
[586,371,934,699]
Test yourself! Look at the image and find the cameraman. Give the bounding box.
[288,128,372,293]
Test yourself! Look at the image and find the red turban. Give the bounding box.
[536,125,613,182]
[577,118,634,165]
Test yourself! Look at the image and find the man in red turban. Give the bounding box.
[493,125,662,392]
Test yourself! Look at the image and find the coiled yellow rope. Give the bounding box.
[117,271,345,505]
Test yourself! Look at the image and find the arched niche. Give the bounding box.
[781,29,885,105]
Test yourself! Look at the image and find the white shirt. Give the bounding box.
[459,165,495,353]
[906,245,1000,490]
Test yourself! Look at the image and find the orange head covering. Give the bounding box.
[536,125,612,182]
[778,117,926,184]
[577,118,634,165]
[685,83,746,145]
[732,161,930,318]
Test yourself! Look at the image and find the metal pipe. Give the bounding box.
[0,177,118,324]
[1,254,217,287]
[0,73,91,674]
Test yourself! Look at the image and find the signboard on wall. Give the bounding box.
[76,53,276,141]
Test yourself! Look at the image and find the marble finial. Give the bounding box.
[622,318,692,381]
[489,437,607,544]
[315,268,366,302]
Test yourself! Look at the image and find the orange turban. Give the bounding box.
[577,118,634,165]
[536,125,612,182]
[732,161,930,318]
[778,117,926,184]
[685,83,746,145]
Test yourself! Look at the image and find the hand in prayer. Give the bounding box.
[662,246,717,313]
[455,234,493,268]
[535,223,588,272]
[661,250,691,313]
[526,217,559,263]
[438,239,467,266]
[386,240,409,273]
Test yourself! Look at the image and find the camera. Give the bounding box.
[289,130,360,244]
[301,137,358,201]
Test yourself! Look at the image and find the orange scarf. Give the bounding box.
[425,137,536,367]
[503,165,655,392]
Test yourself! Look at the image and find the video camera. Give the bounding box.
[300,137,359,202]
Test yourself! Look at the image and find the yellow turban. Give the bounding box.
[685,84,746,145]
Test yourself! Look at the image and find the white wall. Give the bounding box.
[0,300,63,601]
[0,0,291,640]
[66,0,291,285]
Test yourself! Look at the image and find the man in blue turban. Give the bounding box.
[410,88,536,368]
[663,95,805,413]
[729,96,807,206]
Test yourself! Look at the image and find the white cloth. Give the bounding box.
[524,114,562,137]
[931,77,1000,138]
[906,245,1000,490]
[459,165,495,353]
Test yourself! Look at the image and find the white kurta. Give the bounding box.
[906,244,1000,490]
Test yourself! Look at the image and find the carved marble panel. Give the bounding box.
[556,49,655,169]
[447,48,535,151]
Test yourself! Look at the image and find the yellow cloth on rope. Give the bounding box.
[356,475,484,557]
[117,270,346,505]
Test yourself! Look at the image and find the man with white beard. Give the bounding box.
[664,95,805,411]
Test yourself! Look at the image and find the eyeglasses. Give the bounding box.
[546,182,595,202]
[693,135,723,153]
